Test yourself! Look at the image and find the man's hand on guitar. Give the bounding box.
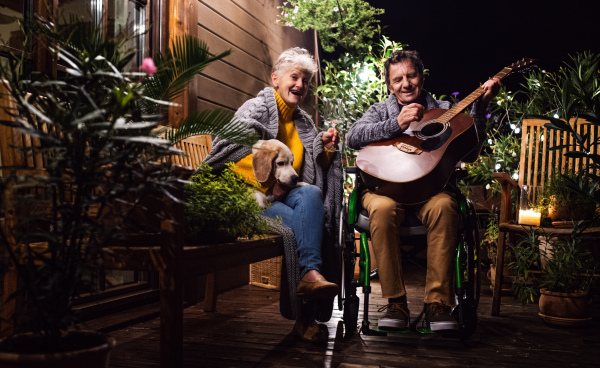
[480,77,502,105]
[397,103,425,131]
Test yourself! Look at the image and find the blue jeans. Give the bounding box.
[262,185,324,278]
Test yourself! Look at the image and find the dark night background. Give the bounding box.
[359,0,600,98]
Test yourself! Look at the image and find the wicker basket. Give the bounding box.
[250,256,282,290]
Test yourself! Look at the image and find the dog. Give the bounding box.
[252,139,306,208]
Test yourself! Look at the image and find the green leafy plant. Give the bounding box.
[185,163,269,243]
[276,0,384,53]
[0,16,256,352]
[540,222,597,293]
[508,229,542,304]
[508,222,598,305]
[316,36,404,166]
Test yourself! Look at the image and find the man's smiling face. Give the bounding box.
[387,60,424,106]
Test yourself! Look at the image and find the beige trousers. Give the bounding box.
[361,189,459,305]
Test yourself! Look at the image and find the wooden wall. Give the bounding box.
[188,0,317,117]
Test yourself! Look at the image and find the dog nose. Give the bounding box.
[291,175,299,185]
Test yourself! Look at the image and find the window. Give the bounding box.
[0,0,26,52]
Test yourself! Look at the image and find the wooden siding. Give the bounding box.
[191,0,317,115]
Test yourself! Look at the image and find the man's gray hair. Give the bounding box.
[272,47,319,78]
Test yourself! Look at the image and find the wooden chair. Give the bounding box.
[491,118,600,316]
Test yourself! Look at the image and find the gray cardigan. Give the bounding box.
[346,91,489,163]
[201,87,344,321]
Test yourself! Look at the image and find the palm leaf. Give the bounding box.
[165,109,258,147]
[144,35,231,110]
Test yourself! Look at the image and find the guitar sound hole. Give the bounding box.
[419,122,446,138]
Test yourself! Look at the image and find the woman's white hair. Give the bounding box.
[272,47,319,78]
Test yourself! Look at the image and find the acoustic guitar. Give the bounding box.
[356,58,536,204]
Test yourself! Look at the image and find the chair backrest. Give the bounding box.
[171,134,212,169]
[519,118,598,203]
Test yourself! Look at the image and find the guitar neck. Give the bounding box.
[437,67,513,124]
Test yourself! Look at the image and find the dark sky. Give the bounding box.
[361,0,600,98]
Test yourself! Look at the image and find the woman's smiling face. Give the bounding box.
[272,68,311,108]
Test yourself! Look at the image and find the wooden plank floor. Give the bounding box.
[106,264,600,368]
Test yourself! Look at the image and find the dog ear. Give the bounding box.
[252,144,278,183]
[252,140,265,155]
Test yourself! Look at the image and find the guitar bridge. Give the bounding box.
[395,142,422,154]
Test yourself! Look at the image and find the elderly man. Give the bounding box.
[346,50,500,332]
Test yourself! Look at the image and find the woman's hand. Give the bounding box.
[322,122,340,152]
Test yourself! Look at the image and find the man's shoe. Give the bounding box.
[378,302,410,330]
[425,301,459,332]
[296,278,339,299]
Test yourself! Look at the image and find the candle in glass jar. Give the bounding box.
[518,209,541,226]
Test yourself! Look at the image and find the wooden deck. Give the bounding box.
[101,264,600,367]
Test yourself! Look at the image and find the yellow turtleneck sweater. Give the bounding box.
[232,90,305,193]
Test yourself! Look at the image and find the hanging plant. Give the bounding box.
[276,0,384,53]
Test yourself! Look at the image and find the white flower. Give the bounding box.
[487,139,493,145]
[510,124,516,130]
[512,151,516,157]
[294,6,298,13]
[514,128,521,134]
[486,184,491,190]
[512,172,519,180]
[285,13,289,17]
[334,6,339,11]
[553,113,559,119]
[495,163,501,170]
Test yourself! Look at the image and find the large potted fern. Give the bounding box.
[0,17,255,367]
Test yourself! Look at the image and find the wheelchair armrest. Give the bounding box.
[345,166,358,174]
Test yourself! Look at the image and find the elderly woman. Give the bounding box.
[202,47,344,342]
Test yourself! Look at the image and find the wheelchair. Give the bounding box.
[337,166,481,339]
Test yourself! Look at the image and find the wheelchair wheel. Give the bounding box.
[454,198,481,339]
[343,294,360,336]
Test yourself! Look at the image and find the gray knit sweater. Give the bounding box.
[201,87,344,321]
[346,91,489,163]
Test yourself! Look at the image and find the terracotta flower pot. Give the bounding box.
[0,332,115,368]
[538,288,591,327]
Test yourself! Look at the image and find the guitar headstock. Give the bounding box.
[509,58,538,73]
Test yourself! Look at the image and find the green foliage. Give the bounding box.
[540,222,598,293]
[185,163,269,243]
[0,18,177,343]
[316,36,404,165]
[276,0,384,53]
[508,229,542,304]
[0,16,256,347]
[508,222,599,304]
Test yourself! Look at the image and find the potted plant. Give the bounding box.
[508,223,597,326]
[538,222,597,326]
[0,17,253,367]
[539,169,597,225]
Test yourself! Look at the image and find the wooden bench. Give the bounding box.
[103,227,283,368]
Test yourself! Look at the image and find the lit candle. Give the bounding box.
[518,209,541,226]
